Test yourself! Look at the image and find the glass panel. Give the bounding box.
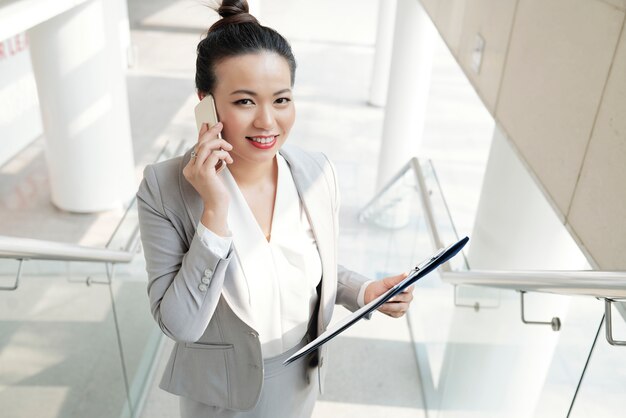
[360,159,604,418]
[0,259,130,418]
[357,164,432,280]
[106,198,139,253]
[109,248,161,415]
[0,139,182,417]
[568,301,626,417]
[103,139,181,414]
[415,287,602,418]
[107,139,186,253]
[422,159,499,310]
[421,159,469,271]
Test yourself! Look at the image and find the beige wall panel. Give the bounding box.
[601,0,626,11]
[495,0,623,215]
[433,0,467,54]
[456,0,518,113]
[419,0,439,18]
[567,27,626,270]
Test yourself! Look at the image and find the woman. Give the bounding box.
[137,1,414,416]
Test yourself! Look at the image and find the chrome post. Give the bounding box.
[520,290,561,331]
[604,299,626,346]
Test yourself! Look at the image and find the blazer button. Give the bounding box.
[203,268,213,277]
[201,277,210,285]
[198,283,208,292]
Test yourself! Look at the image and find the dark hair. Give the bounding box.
[195,0,297,94]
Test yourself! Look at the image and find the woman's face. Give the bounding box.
[209,52,295,167]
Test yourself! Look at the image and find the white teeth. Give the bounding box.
[248,136,275,144]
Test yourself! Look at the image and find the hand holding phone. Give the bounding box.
[194,94,227,173]
[183,94,233,236]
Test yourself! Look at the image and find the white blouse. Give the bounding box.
[197,154,322,358]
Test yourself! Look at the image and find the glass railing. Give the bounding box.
[103,195,159,418]
[0,139,188,418]
[358,158,626,418]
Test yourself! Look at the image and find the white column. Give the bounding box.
[368,0,397,107]
[111,0,132,68]
[28,0,136,212]
[375,0,435,190]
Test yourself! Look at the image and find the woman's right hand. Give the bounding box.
[182,122,234,236]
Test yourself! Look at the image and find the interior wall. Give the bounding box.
[420,0,626,269]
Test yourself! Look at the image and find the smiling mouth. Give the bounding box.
[245,135,278,144]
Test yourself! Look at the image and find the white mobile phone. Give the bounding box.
[194,94,220,133]
[194,94,225,172]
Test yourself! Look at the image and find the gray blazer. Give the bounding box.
[137,144,370,411]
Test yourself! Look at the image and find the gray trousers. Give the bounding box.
[179,337,319,418]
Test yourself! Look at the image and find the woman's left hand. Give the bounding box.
[363,272,414,318]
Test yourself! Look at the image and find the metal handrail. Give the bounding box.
[360,155,626,344]
[0,235,134,263]
[441,270,626,300]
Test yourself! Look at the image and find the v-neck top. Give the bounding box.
[196,154,322,358]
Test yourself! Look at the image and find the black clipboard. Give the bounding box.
[283,236,469,366]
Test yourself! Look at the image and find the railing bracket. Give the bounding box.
[454,285,480,311]
[604,299,626,346]
[85,276,110,286]
[453,285,501,311]
[520,291,561,331]
[0,259,24,291]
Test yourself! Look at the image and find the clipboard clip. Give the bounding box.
[414,247,446,271]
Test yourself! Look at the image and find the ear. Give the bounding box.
[197,91,206,101]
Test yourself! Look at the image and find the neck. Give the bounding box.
[228,155,277,187]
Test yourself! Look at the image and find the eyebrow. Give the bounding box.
[230,88,292,96]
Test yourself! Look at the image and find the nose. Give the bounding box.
[253,104,276,131]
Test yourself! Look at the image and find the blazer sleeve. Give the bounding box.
[137,164,234,343]
[320,153,371,313]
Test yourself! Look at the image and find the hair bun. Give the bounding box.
[218,0,248,18]
[210,0,258,31]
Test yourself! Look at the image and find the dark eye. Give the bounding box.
[234,98,254,105]
[275,97,291,104]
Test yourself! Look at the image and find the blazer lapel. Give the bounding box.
[279,146,336,330]
[179,146,336,331]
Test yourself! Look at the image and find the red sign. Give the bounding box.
[0,33,29,60]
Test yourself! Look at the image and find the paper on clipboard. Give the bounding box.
[283,236,469,366]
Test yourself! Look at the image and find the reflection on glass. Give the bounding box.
[109,250,161,415]
[357,166,430,286]
[102,140,184,415]
[0,260,130,418]
[569,302,626,417]
[359,158,610,418]
[0,140,184,418]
